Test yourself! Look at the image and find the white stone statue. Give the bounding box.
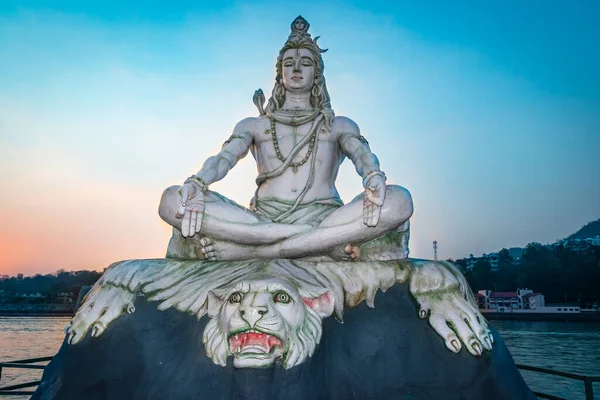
[158,16,412,262]
[65,16,494,371]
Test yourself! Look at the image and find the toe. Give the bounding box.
[418,301,430,319]
[91,322,106,338]
[429,315,461,353]
[448,313,482,356]
[344,244,352,254]
[454,302,492,351]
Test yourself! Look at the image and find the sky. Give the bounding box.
[0,0,598,276]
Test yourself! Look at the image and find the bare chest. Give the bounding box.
[253,120,338,169]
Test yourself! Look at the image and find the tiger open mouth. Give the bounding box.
[228,329,283,357]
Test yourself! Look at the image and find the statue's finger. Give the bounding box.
[180,212,188,237]
[195,212,203,234]
[187,210,195,237]
[181,211,191,237]
[379,186,387,204]
[368,204,377,227]
[364,202,373,226]
[189,210,197,236]
[429,314,461,353]
[370,205,381,227]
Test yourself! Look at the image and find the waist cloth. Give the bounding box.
[253,197,343,226]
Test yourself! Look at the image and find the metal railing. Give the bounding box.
[516,363,600,400]
[0,357,52,396]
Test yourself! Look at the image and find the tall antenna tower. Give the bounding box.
[433,241,438,261]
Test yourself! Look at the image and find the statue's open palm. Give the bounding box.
[177,183,206,237]
[363,174,386,227]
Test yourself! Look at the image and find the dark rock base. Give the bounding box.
[34,284,535,400]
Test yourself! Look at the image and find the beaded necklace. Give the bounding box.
[267,118,316,173]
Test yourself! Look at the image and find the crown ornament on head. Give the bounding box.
[291,15,309,35]
[286,15,328,53]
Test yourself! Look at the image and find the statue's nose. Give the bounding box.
[239,306,267,327]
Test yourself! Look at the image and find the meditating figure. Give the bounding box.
[158,16,413,261]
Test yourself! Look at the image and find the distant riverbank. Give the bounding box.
[0,310,73,317]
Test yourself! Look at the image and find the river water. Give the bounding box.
[1,317,599,399]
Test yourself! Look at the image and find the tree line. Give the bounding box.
[452,243,600,305]
[0,269,102,303]
[2,243,599,306]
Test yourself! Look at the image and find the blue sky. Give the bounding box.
[0,1,598,275]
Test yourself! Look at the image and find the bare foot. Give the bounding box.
[199,237,256,261]
[328,243,361,262]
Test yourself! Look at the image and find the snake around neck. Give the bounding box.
[267,108,321,126]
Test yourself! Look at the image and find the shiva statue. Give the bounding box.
[158,16,413,263]
[63,18,499,375]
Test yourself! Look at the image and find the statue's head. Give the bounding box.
[202,277,334,369]
[266,16,334,124]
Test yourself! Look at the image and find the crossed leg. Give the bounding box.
[255,185,413,259]
[159,186,313,245]
[198,185,413,261]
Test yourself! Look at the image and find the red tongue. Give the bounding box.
[229,332,268,348]
[244,332,268,347]
[229,332,283,349]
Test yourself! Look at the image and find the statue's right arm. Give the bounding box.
[193,118,255,185]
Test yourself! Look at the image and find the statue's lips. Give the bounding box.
[229,330,283,355]
[291,76,303,81]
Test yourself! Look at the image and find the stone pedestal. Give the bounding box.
[34,281,535,400]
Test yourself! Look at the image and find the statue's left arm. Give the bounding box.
[336,117,386,227]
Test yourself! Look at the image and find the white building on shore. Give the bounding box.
[474,288,580,313]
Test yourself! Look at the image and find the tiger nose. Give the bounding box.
[240,306,267,327]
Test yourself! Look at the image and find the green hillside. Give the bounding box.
[566,218,600,240]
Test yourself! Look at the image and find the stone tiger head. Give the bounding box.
[202,278,334,369]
